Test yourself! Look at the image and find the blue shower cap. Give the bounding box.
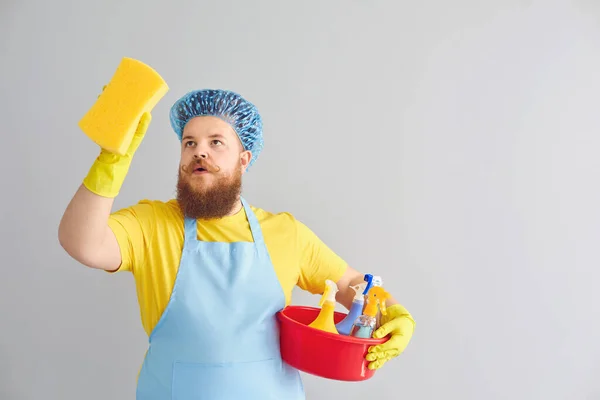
[169,89,264,167]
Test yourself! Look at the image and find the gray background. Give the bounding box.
[1,0,600,399]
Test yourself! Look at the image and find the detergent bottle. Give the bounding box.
[308,279,339,334]
[350,286,391,339]
[335,274,383,336]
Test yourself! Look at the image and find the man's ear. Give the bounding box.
[240,150,252,172]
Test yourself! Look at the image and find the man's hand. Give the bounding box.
[83,111,152,198]
[333,266,416,369]
[366,303,415,370]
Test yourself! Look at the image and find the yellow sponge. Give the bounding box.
[78,57,169,155]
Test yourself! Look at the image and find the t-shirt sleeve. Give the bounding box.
[107,200,156,274]
[295,218,348,294]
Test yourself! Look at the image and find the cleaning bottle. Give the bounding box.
[308,279,339,334]
[335,274,383,335]
[350,286,391,339]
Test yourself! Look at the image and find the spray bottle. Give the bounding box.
[335,274,383,335]
[308,279,340,334]
[350,286,391,339]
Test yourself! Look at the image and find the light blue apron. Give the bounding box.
[135,198,305,399]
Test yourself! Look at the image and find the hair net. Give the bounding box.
[169,89,264,168]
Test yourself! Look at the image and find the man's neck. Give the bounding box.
[226,199,243,216]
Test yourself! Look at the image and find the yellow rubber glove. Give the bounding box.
[365,303,415,370]
[82,111,152,198]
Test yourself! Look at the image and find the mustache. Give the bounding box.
[181,158,221,174]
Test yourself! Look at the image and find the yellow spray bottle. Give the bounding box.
[308,279,339,334]
[350,286,391,339]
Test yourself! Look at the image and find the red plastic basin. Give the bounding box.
[276,305,388,381]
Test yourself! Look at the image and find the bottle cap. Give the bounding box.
[363,286,391,317]
[319,279,339,306]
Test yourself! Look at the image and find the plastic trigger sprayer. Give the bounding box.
[335,274,383,336]
[350,285,391,339]
[308,279,340,334]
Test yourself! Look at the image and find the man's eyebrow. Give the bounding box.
[182,133,228,141]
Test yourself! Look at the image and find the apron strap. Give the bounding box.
[184,216,198,245]
[240,197,265,249]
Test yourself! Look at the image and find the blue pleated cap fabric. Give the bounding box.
[169,89,264,168]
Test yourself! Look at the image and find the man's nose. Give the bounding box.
[193,152,208,159]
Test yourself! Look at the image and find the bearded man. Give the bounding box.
[58,89,415,400]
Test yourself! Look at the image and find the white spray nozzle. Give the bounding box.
[349,282,368,302]
[362,274,384,295]
[319,279,339,306]
[371,275,383,287]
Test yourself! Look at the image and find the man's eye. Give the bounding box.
[212,140,223,145]
[185,141,196,147]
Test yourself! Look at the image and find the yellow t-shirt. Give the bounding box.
[107,199,348,336]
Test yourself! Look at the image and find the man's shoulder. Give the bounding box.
[250,204,299,227]
[247,204,317,240]
[248,203,327,244]
[113,198,183,221]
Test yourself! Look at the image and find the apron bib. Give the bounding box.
[135,198,305,399]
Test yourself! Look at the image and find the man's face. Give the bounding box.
[176,116,252,219]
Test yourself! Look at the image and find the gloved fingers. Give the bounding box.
[369,334,409,356]
[128,112,152,155]
[366,305,415,371]
[367,339,399,368]
[374,313,415,338]
[373,320,396,339]
[372,322,394,339]
[379,305,416,331]
[367,356,391,370]
[368,344,385,354]
[366,349,399,361]
[135,112,152,136]
[369,333,401,353]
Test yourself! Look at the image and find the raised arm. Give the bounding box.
[58,185,121,271]
[58,113,151,271]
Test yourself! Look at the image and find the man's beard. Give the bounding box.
[176,162,243,220]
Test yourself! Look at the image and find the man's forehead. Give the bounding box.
[181,117,244,150]
[183,116,237,137]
